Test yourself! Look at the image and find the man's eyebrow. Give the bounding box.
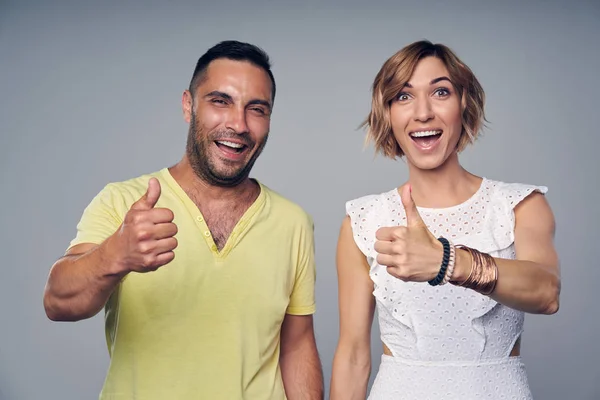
[248,99,272,110]
[205,91,272,110]
[204,91,233,101]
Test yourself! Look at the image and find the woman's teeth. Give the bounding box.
[410,130,442,138]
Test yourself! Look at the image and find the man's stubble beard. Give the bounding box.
[186,111,268,188]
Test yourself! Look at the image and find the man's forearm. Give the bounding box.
[43,239,125,321]
[280,339,324,400]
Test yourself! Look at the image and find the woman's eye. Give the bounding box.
[434,88,450,97]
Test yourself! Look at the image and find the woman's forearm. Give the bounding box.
[453,249,560,314]
[330,345,371,400]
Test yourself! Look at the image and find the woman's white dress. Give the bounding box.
[345,178,547,399]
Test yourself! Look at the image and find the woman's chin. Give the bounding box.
[407,157,446,171]
[405,149,458,172]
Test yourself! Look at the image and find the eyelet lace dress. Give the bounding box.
[345,178,547,400]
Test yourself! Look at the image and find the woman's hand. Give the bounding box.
[374,184,444,282]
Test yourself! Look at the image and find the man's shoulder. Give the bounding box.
[93,170,166,203]
[103,169,165,196]
[261,183,313,226]
[86,169,166,214]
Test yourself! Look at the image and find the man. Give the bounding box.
[43,40,323,400]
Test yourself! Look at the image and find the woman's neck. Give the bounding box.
[406,153,482,209]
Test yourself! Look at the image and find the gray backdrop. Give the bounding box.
[1,0,599,399]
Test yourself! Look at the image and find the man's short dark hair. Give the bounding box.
[189,40,276,102]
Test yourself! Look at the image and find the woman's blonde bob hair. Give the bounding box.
[363,40,486,159]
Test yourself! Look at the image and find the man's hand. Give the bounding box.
[109,178,178,274]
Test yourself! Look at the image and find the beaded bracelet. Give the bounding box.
[428,237,451,286]
[441,241,456,285]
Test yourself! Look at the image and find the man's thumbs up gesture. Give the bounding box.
[109,178,178,275]
[131,177,163,211]
[374,184,444,282]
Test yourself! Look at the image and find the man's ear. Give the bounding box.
[182,90,193,123]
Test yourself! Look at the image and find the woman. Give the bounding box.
[330,40,560,399]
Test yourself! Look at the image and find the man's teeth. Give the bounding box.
[217,140,244,149]
[410,130,442,138]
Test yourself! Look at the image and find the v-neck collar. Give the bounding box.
[160,168,266,260]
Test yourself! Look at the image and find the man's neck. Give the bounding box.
[168,156,259,206]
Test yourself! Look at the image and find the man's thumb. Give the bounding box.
[401,184,424,227]
[132,178,161,210]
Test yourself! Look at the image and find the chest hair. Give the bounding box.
[189,188,258,251]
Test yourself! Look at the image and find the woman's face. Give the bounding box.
[390,56,463,170]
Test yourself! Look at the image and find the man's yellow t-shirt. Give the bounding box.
[68,168,316,400]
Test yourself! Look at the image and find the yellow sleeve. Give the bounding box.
[286,215,317,315]
[67,184,124,252]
